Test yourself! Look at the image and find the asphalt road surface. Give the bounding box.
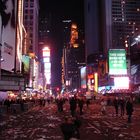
[1,101,140,140]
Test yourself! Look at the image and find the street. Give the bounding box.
[1,101,140,140]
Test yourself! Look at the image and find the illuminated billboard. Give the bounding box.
[131,64,140,85]
[22,55,30,74]
[43,51,50,57]
[109,49,127,75]
[114,77,129,89]
[80,66,86,89]
[44,73,51,84]
[42,47,50,57]
[0,0,17,71]
[44,63,51,69]
[42,46,51,85]
[43,57,50,63]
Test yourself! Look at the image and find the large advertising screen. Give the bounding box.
[131,64,140,85]
[80,66,86,89]
[114,77,129,89]
[109,49,127,75]
[22,55,30,74]
[0,0,17,71]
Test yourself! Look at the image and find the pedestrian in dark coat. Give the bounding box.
[60,116,77,140]
[78,97,84,115]
[120,97,125,116]
[69,97,77,117]
[126,98,133,123]
[113,97,119,116]
[56,98,64,112]
[73,115,82,139]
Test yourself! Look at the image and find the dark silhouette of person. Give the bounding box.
[86,98,90,108]
[78,97,84,115]
[126,98,134,123]
[69,97,77,117]
[73,115,82,139]
[60,116,77,140]
[113,97,119,116]
[120,97,125,116]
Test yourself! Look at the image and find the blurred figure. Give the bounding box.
[126,98,134,123]
[86,99,90,108]
[113,97,119,116]
[56,97,64,112]
[69,96,77,117]
[78,97,84,115]
[101,98,107,115]
[60,116,77,140]
[73,115,82,139]
[120,97,125,116]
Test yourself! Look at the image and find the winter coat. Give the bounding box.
[61,122,77,140]
[126,101,133,115]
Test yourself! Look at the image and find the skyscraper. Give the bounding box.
[112,0,140,49]
[62,21,85,90]
[23,0,39,89]
[23,0,39,57]
[84,0,140,88]
[85,0,140,59]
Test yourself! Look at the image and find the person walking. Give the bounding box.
[120,97,125,116]
[60,116,78,140]
[126,98,134,123]
[113,97,119,116]
[69,96,77,117]
[101,98,107,115]
[73,115,82,139]
[78,97,84,115]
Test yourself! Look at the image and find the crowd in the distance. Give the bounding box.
[0,92,136,140]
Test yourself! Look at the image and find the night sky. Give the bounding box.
[39,0,84,88]
[39,0,84,26]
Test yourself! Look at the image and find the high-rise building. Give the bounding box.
[23,0,39,89]
[0,0,26,91]
[84,0,140,88]
[23,0,39,57]
[85,0,140,58]
[111,0,140,49]
[38,14,53,90]
[39,15,52,44]
[62,21,85,90]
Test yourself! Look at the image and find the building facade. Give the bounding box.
[84,0,140,90]
[62,21,85,91]
[23,0,39,89]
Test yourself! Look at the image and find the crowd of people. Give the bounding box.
[55,94,135,140]
[100,96,134,123]
[0,92,136,140]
